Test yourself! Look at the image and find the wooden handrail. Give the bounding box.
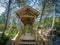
[11,30,24,45]
[37,28,52,45]
[31,29,37,41]
[11,32,19,45]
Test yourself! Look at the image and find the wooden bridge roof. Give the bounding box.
[16,5,39,25]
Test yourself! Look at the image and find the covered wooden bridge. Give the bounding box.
[16,5,39,32]
[11,6,51,45]
[16,5,39,45]
[16,5,39,24]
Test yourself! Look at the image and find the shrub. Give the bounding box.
[0,24,5,31]
[0,35,9,45]
[5,29,18,39]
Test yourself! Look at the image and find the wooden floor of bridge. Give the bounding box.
[20,33,39,45]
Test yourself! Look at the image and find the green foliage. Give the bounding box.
[40,17,53,28]
[54,17,60,32]
[52,31,58,41]
[36,17,60,41]
[25,25,31,33]
[0,35,9,45]
[52,17,60,41]
[0,13,6,31]
[5,24,18,39]
[0,13,6,24]
[0,24,5,31]
[5,29,18,39]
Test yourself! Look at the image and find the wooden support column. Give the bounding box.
[24,25,26,35]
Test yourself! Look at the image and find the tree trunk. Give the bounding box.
[3,0,12,35]
[50,0,56,45]
[39,0,46,25]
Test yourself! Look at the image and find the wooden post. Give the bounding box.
[39,39,43,45]
[16,36,18,45]
[30,24,33,34]
[45,41,48,45]
[11,32,19,45]
[24,25,26,35]
[11,39,15,45]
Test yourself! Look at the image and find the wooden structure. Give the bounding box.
[16,5,39,25]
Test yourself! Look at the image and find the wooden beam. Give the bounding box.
[27,11,36,17]
[20,15,34,17]
[19,11,27,16]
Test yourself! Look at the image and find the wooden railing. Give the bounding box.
[11,30,23,45]
[11,32,19,45]
[31,28,50,45]
[31,29,37,41]
[37,28,52,45]
[37,33,48,45]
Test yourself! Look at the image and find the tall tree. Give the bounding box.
[39,0,46,25]
[3,0,12,34]
[49,0,56,45]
